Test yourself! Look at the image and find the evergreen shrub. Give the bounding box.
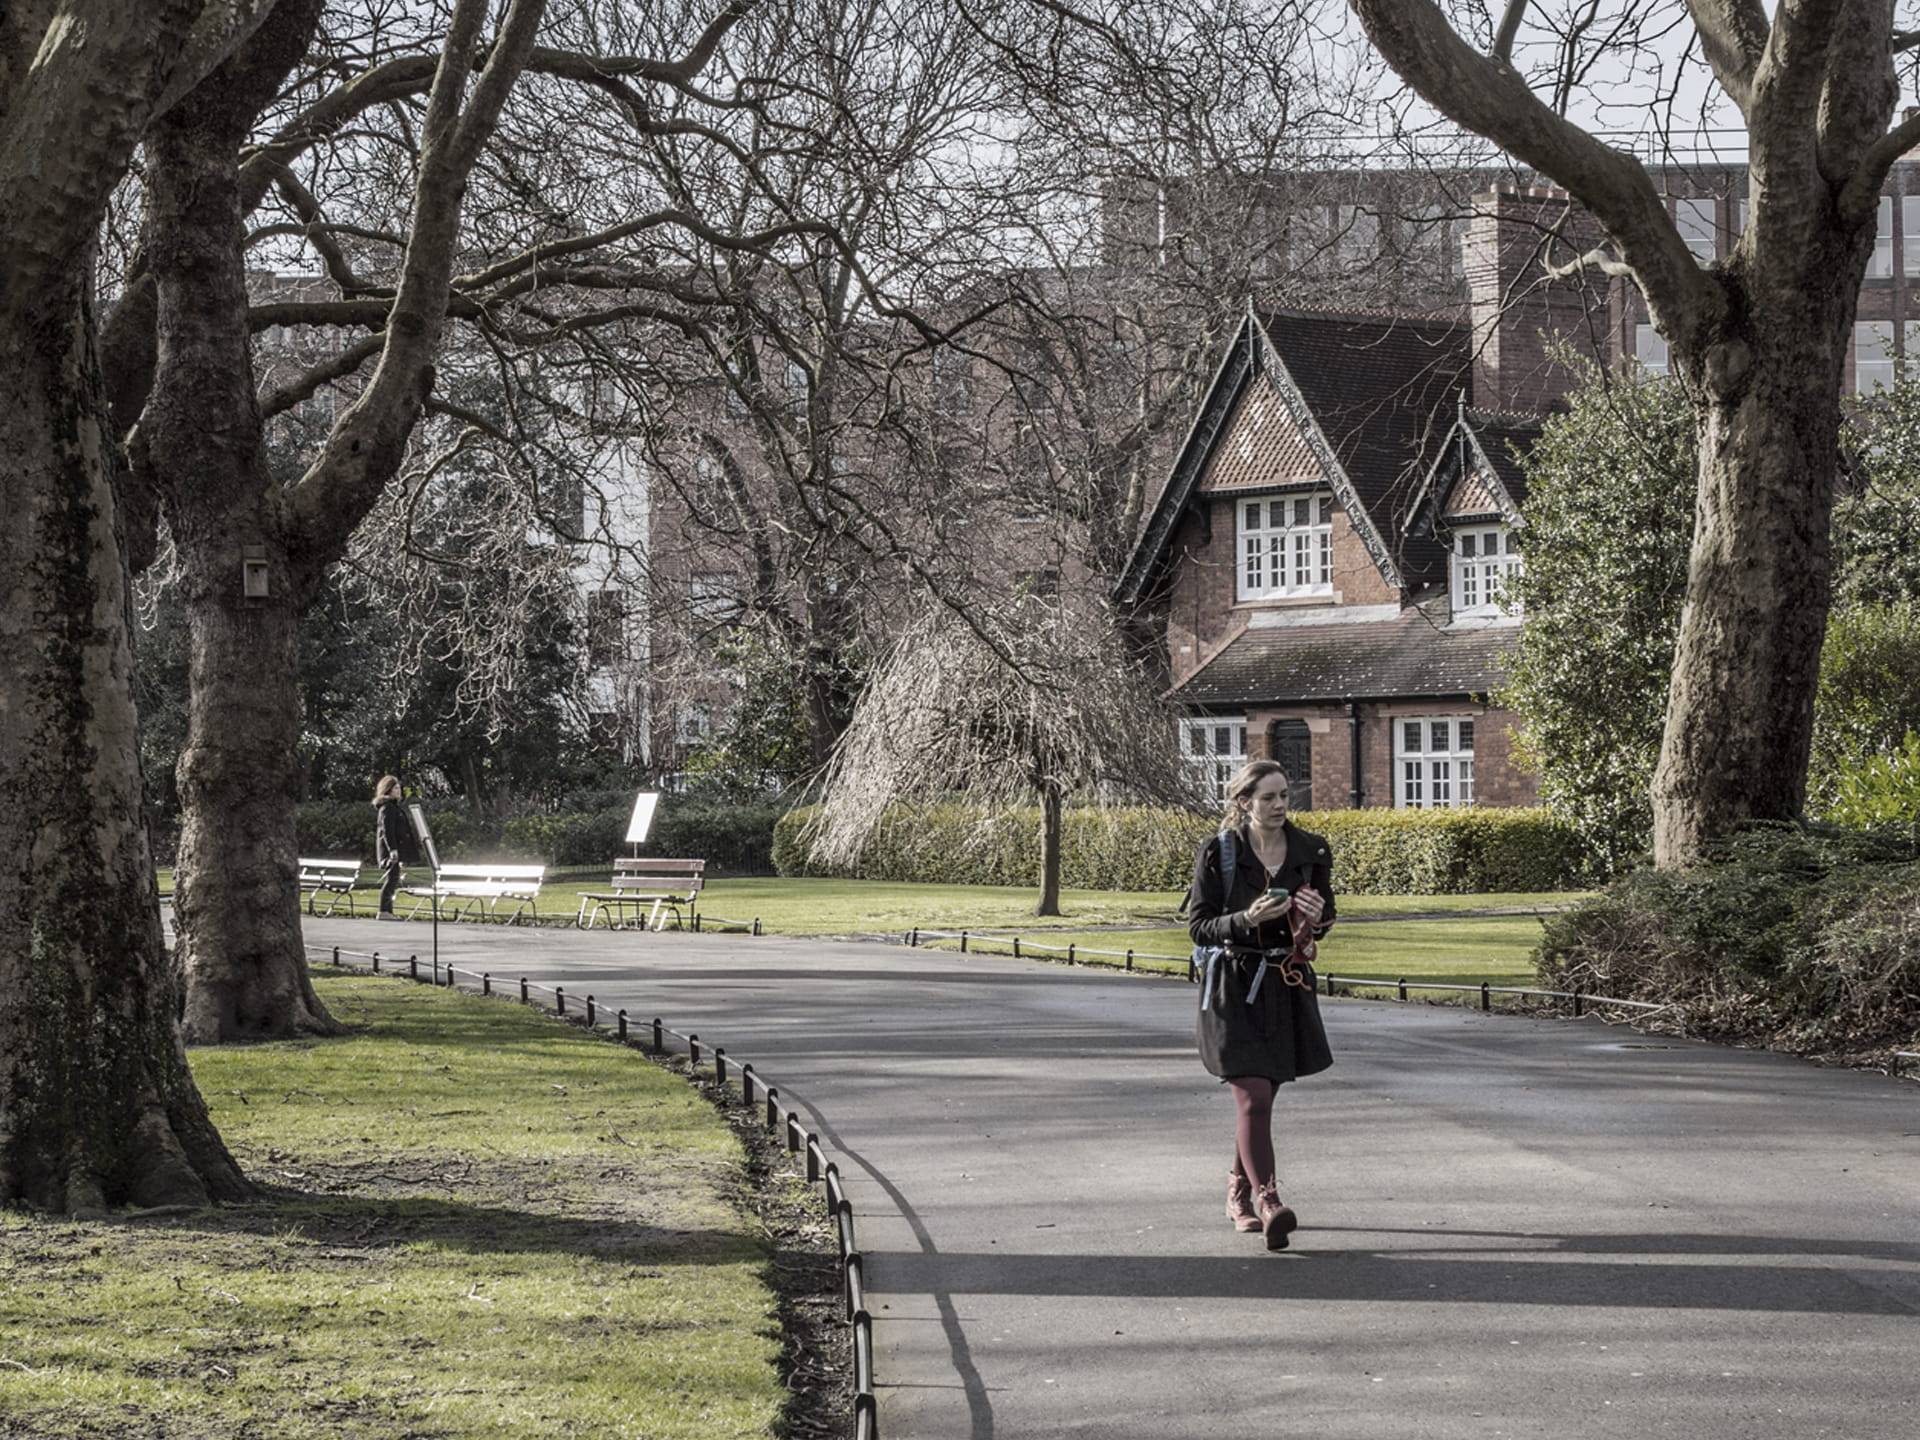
[1535,823,1920,1058]
[773,803,1589,894]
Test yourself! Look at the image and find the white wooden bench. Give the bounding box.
[404,863,546,924]
[576,858,705,932]
[299,856,368,916]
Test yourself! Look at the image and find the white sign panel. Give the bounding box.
[407,802,441,871]
[625,791,661,845]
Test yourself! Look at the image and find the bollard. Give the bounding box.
[806,1133,821,1182]
[556,986,566,1015]
[909,928,919,948]
[1014,937,1021,959]
[741,1063,755,1105]
[410,955,418,980]
[1324,970,1334,997]
[715,1048,727,1085]
[617,1009,628,1041]
[373,951,381,974]
[1126,948,1134,971]
[786,1112,801,1153]
[1067,943,1076,965]
[753,918,762,937]
[960,930,968,954]
[689,1034,700,1067]
[520,977,529,1003]
[652,1017,664,1053]
[1397,977,1407,1002]
[844,1250,864,1320]
[483,972,492,996]
[1573,989,1584,1018]
[331,946,340,967]
[1480,982,1491,1012]
[586,995,596,1027]
[692,911,702,933]
[765,1086,780,1130]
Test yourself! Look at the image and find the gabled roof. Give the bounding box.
[1118,307,1470,606]
[1406,404,1542,538]
[1171,605,1516,706]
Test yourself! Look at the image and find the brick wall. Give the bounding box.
[1467,186,1610,413]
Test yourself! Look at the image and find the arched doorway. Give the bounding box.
[1269,719,1313,811]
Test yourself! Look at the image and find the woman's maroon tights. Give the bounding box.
[1227,1076,1277,1190]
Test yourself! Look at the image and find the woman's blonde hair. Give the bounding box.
[1222,758,1290,829]
[372,774,402,806]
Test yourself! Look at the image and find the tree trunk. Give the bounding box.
[0,281,250,1211]
[1650,249,1862,865]
[144,78,336,1043]
[1036,780,1064,917]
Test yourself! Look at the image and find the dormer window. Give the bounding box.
[1239,491,1333,601]
[1451,524,1522,615]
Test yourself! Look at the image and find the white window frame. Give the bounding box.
[1238,491,1334,601]
[1394,717,1477,810]
[1634,324,1669,376]
[1904,197,1920,277]
[1450,523,1522,615]
[1673,197,1717,262]
[1181,716,1247,800]
[1853,320,1920,394]
[1872,196,1896,279]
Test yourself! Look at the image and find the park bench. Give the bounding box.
[576,858,705,932]
[298,856,368,916]
[404,863,546,924]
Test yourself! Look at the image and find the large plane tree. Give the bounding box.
[1346,0,1920,864]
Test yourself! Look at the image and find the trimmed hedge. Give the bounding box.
[773,803,1591,894]
[293,798,781,874]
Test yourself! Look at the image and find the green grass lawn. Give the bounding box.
[0,974,786,1439]
[279,872,1582,936]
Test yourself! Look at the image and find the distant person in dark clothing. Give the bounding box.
[373,775,418,918]
[1187,759,1336,1250]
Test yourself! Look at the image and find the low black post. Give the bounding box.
[741,1063,755,1105]
[1397,977,1407,1001]
[520,977,529,1003]
[372,952,381,974]
[1067,943,1076,965]
[1480,982,1491,1012]
[1324,971,1334,997]
[331,946,340,967]
[652,1017,664,1053]
[409,955,418,980]
[483,972,492,996]
[585,995,596,1027]
[1013,937,1022,959]
[617,1009,628,1041]
[555,986,566,1015]
[692,912,702,933]
[765,1086,779,1129]
[688,1034,701,1066]
[806,1133,821,1182]
[1573,990,1584,1017]
[1126,949,1133,971]
[960,930,969,954]
[753,918,762,937]
[786,1113,801,1153]
[909,928,919,947]
[715,1048,727,1085]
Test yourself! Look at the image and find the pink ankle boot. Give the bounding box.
[1226,1172,1262,1232]
[1257,1186,1298,1251]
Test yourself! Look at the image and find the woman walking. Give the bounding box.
[1187,758,1335,1250]
[373,775,418,919]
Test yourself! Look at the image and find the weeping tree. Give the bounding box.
[808,591,1207,916]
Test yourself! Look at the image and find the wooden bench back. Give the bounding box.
[614,858,705,876]
[436,863,546,883]
[298,857,363,880]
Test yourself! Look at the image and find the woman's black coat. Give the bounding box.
[1185,820,1335,1083]
[376,798,419,867]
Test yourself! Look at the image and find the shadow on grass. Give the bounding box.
[124,1183,763,1269]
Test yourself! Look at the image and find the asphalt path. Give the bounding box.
[301,916,1920,1440]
